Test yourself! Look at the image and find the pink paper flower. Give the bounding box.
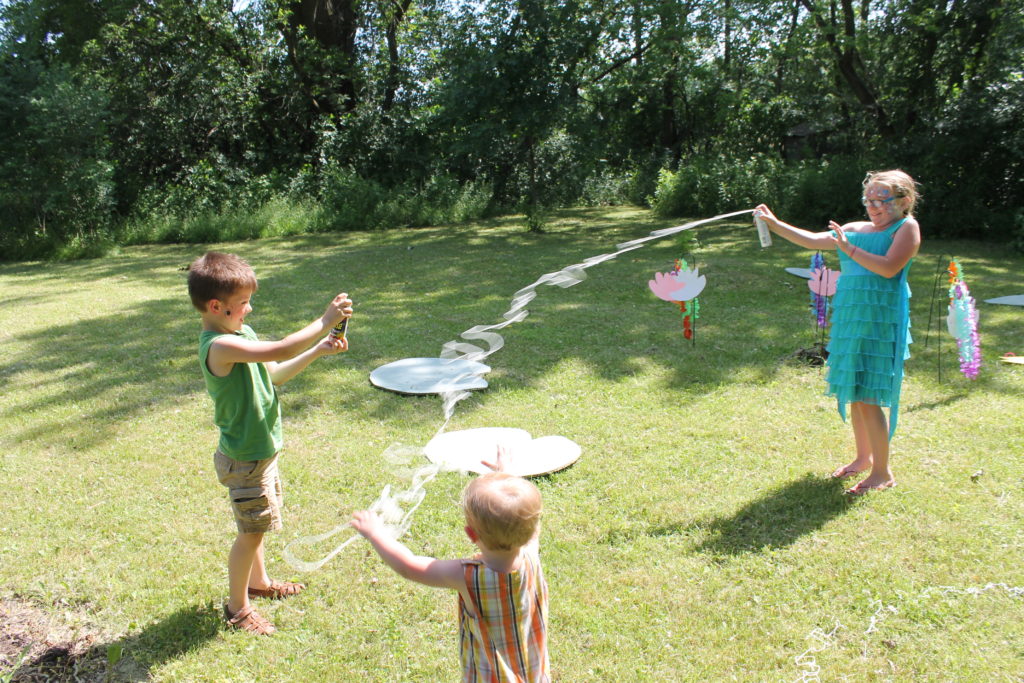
[648,267,706,302]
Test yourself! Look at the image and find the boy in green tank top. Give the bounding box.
[188,251,353,635]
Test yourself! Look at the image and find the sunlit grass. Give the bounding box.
[1,207,1021,681]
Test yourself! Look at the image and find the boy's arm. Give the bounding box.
[351,511,464,590]
[207,293,351,374]
[266,334,347,386]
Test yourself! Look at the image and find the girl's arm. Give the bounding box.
[832,217,921,278]
[351,511,464,590]
[754,204,837,251]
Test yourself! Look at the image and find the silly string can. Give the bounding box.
[330,317,349,341]
[753,213,772,248]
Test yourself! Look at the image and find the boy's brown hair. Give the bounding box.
[187,251,258,312]
[462,473,542,552]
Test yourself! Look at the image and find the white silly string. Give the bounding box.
[284,209,757,571]
[793,622,842,683]
[791,583,1023,681]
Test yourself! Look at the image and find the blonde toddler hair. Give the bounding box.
[863,169,921,217]
[462,473,542,552]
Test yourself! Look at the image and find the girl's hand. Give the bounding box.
[830,221,852,254]
[753,204,778,224]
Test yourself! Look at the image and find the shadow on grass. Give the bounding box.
[112,602,223,675]
[8,602,222,682]
[679,474,851,555]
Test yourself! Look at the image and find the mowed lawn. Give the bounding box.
[1,207,1022,681]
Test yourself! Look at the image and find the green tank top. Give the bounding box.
[199,325,282,460]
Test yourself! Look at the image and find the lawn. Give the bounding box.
[1,207,1022,681]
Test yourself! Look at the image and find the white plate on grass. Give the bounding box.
[984,295,1024,306]
[425,427,581,477]
[370,357,490,395]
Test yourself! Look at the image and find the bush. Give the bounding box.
[579,167,634,206]
[318,166,491,231]
[651,154,877,226]
[651,155,786,218]
[776,157,873,226]
[0,66,116,260]
[118,196,325,245]
[131,155,278,221]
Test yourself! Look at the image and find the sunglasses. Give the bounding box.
[861,196,897,209]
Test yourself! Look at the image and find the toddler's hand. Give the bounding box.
[481,444,511,473]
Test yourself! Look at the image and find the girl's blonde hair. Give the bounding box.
[863,169,921,217]
[462,473,542,552]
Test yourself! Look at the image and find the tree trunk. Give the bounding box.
[289,0,360,112]
[383,0,413,112]
[799,0,893,136]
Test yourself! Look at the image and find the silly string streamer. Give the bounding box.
[284,209,757,571]
[791,582,1022,682]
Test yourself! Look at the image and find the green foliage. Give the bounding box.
[651,154,904,229]
[651,154,786,218]
[774,158,880,226]
[2,0,1023,260]
[0,63,115,258]
[118,196,325,246]
[318,168,492,231]
[578,167,635,207]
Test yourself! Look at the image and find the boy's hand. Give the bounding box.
[481,444,511,473]
[317,334,349,355]
[351,510,385,539]
[325,292,354,327]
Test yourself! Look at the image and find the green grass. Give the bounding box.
[1,206,1022,681]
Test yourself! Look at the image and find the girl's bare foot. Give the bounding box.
[831,461,871,479]
[845,476,896,496]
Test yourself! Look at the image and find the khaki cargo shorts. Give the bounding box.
[214,451,283,534]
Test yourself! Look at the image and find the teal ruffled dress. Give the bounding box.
[826,218,912,439]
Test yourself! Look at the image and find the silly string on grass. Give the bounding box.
[946,258,981,379]
[791,582,1022,682]
[285,209,757,571]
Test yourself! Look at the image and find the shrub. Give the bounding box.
[579,167,634,206]
[0,66,116,260]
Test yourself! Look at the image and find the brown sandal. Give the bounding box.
[224,604,276,635]
[248,580,305,600]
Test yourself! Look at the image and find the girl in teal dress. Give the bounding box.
[755,170,922,495]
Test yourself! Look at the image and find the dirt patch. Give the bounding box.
[0,597,136,682]
[788,342,829,366]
